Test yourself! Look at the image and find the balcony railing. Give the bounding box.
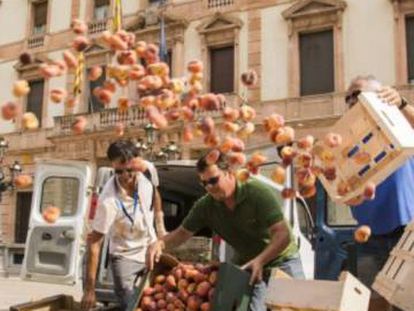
[207,0,234,9]
[88,19,109,35]
[27,34,45,49]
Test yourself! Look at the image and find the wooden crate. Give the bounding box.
[265,271,371,311]
[372,222,414,311]
[314,92,414,203]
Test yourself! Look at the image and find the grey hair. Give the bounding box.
[346,75,382,96]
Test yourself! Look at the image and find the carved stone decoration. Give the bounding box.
[282,0,346,97]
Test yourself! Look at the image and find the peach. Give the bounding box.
[200,116,215,135]
[13,80,30,98]
[219,137,235,154]
[281,188,296,199]
[165,275,177,290]
[249,152,267,167]
[63,50,78,69]
[129,64,146,81]
[189,72,203,85]
[169,79,185,94]
[14,174,33,189]
[50,88,67,104]
[204,133,221,148]
[187,60,203,74]
[345,195,365,206]
[116,50,137,65]
[200,93,220,111]
[183,125,194,143]
[71,116,87,134]
[296,152,313,168]
[103,80,117,93]
[222,107,240,122]
[227,152,246,167]
[195,281,211,298]
[240,105,256,122]
[280,146,297,166]
[117,97,130,112]
[65,97,78,109]
[96,88,113,106]
[52,60,68,75]
[187,296,202,311]
[201,302,210,311]
[42,205,61,223]
[236,169,250,182]
[318,148,335,164]
[71,18,88,34]
[22,112,39,130]
[139,96,156,108]
[354,225,371,243]
[271,166,286,185]
[363,182,376,200]
[146,106,168,129]
[354,151,371,165]
[148,62,170,77]
[206,149,220,165]
[157,89,176,110]
[39,64,60,79]
[237,122,255,138]
[263,114,285,132]
[135,41,147,58]
[324,132,343,148]
[299,185,317,198]
[296,169,316,187]
[241,69,258,87]
[181,106,194,122]
[88,66,103,81]
[145,44,159,59]
[297,135,315,150]
[275,126,295,145]
[72,35,89,52]
[109,34,128,51]
[231,138,245,152]
[337,180,351,196]
[189,81,203,95]
[2,101,21,121]
[322,166,336,181]
[222,121,240,133]
[165,109,181,122]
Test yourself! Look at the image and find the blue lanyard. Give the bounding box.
[116,191,139,228]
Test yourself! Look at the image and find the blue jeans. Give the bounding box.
[249,256,305,311]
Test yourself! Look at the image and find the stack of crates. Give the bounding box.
[373,222,414,311]
[265,271,370,311]
[315,92,414,203]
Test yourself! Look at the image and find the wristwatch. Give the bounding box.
[399,97,409,110]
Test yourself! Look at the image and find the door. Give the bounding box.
[21,160,93,285]
[313,182,358,280]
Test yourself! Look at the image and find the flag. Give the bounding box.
[112,0,123,33]
[73,52,85,96]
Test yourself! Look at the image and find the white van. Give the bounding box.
[21,159,315,304]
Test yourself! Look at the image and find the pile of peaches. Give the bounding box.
[138,262,218,311]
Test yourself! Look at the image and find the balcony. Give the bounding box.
[88,19,109,35]
[27,34,45,49]
[206,0,234,9]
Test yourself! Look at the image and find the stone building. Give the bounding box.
[0,0,413,276]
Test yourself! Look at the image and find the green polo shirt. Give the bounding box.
[182,178,298,269]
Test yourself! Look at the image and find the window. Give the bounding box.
[41,177,80,216]
[88,66,106,113]
[27,79,44,126]
[210,46,234,93]
[94,0,110,21]
[299,30,334,96]
[32,1,47,35]
[406,16,414,83]
[15,192,33,243]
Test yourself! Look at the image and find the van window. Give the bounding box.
[40,177,80,216]
[327,198,357,226]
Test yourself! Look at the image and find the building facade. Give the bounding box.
[0,0,413,276]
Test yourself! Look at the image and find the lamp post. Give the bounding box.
[0,137,23,199]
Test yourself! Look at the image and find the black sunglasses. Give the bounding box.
[345,90,361,106]
[114,168,135,175]
[200,176,220,188]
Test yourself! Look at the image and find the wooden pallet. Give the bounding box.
[314,92,414,203]
[372,222,414,311]
[265,271,370,311]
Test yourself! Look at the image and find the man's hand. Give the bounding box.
[377,86,402,107]
[241,258,264,285]
[145,240,165,271]
[81,289,96,311]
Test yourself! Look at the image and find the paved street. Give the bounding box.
[0,277,82,310]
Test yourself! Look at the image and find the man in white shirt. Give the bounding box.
[81,140,164,310]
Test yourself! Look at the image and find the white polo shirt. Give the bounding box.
[92,170,157,263]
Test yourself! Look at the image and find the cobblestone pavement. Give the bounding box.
[0,277,82,310]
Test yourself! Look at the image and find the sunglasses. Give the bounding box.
[114,168,135,175]
[200,176,220,188]
[345,90,361,106]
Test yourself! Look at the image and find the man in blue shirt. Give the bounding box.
[345,75,414,311]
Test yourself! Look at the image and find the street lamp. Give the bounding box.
[0,137,23,197]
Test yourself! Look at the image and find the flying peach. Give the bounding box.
[71,116,87,134]
[50,88,67,104]
[88,66,103,81]
[354,225,371,243]
[297,135,315,150]
[13,80,30,98]
[324,133,343,148]
[1,101,21,121]
[241,69,258,87]
[271,166,286,185]
[22,112,39,130]
[187,60,203,74]
[71,19,88,34]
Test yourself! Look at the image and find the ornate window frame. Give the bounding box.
[390,0,414,84]
[26,0,51,50]
[197,13,243,94]
[282,0,346,97]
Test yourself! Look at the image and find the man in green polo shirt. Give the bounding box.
[146,151,304,311]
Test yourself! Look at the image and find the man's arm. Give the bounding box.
[242,220,290,284]
[377,86,414,127]
[146,226,193,270]
[153,188,167,238]
[81,230,105,310]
